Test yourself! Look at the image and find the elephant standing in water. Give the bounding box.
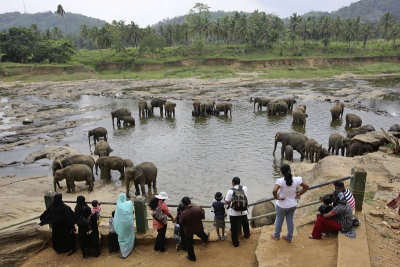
[346,125,375,138]
[292,110,308,127]
[192,100,206,117]
[121,116,135,126]
[151,98,167,116]
[250,199,276,227]
[138,99,149,117]
[284,145,293,162]
[88,127,107,148]
[345,114,362,128]
[330,103,345,120]
[267,101,288,115]
[95,156,125,180]
[52,155,95,189]
[205,101,215,115]
[305,138,322,163]
[273,132,308,161]
[251,97,270,111]
[54,164,94,193]
[164,101,176,117]
[284,97,297,111]
[214,102,232,117]
[295,104,306,113]
[111,108,131,127]
[125,162,157,198]
[93,140,113,157]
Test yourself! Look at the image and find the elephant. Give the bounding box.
[348,140,373,157]
[347,125,375,138]
[123,159,134,167]
[268,101,288,115]
[192,100,206,117]
[250,199,276,228]
[125,162,157,198]
[121,116,135,126]
[284,145,293,162]
[214,102,232,117]
[320,148,329,160]
[345,114,362,128]
[284,97,297,111]
[343,137,353,156]
[295,104,306,113]
[292,110,308,127]
[147,104,153,116]
[164,101,176,117]
[330,103,345,120]
[273,132,308,161]
[111,108,131,127]
[251,97,270,111]
[138,99,149,117]
[305,138,322,163]
[93,140,113,157]
[88,127,107,149]
[204,101,215,115]
[328,133,346,156]
[95,156,125,180]
[52,155,95,189]
[150,98,167,116]
[54,164,94,193]
[389,124,400,132]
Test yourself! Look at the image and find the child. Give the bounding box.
[317,195,333,237]
[211,192,226,240]
[109,211,120,253]
[92,200,101,239]
[174,201,186,250]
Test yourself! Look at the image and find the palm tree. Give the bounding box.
[387,23,400,49]
[56,4,68,34]
[80,24,89,41]
[360,23,373,50]
[51,26,63,40]
[379,12,394,40]
[300,17,310,46]
[333,17,342,42]
[235,15,250,55]
[89,26,99,49]
[343,19,356,52]
[320,16,332,51]
[288,13,301,55]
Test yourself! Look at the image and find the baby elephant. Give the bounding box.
[122,116,135,126]
[284,145,293,162]
[345,114,362,128]
[93,140,113,157]
[125,162,157,198]
[292,110,308,127]
[250,199,276,228]
[54,164,94,193]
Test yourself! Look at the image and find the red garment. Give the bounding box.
[311,215,341,239]
[153,200,171,230]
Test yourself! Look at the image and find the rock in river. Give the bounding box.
[24,145,80,164]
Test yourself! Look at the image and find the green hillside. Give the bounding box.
[0,11,106,35]
[303,0,400,21]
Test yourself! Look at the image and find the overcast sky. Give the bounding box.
[1,0,358,27]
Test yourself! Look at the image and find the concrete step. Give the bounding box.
[337,212,370,267]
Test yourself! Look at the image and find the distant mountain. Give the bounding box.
[303,0,400,21]
[0,11,106,34]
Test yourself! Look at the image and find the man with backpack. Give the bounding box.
[225,177,250,247]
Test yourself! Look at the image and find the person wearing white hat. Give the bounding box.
[149,192,174,252]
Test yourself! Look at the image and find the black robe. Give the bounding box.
[77,206,100,257]
[40,193,76,253]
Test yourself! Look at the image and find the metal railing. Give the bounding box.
[0,175,354,231]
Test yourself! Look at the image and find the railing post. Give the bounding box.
[44,191,56,228]
[350,167,367,212]
[134,197,148,234]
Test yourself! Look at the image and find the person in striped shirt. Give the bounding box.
[334,181,356,212]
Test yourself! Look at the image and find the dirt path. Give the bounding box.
[22,232,259,267]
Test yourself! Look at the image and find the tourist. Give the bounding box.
[310,190,356,239]
[114,193,135,259]
[91,200,102,224]
[333,181,356,212]
[109,210,120,253]
[149,192,174,252]
[271,164,309,243]
[225,177,250,247]
[77,206,101,258]
[174,200,187,250]
[317,195,334,216]
[179,197,209,261]
[39,193,76,255]
[387,194,400,215]
[212,192,227,240]
[74,195,89,222]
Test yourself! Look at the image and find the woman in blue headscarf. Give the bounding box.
[114,193,135,259]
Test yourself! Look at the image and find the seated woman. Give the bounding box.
[310,190,356,239]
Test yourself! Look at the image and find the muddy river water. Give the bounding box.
[1,77,400,205]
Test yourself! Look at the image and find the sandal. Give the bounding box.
[308,234,318,239]
[282,235,292,243]
[270,234,279,241]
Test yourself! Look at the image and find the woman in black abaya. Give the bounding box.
[40,193,76,255]
[77,206,101,258]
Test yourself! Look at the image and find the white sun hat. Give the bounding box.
[155,192,169,200]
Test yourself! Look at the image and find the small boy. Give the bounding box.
[317,195,333,237]
[109,211,119,253]
[92,200,101,239]
[211,192,226,240]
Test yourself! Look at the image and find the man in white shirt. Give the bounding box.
[225,177,250,247]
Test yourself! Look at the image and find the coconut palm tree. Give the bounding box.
[333,17,342,42]
[300,17,310,46]
[360,23,373,50]
[56,4,68,34]
[320,16,332,51]
[343,19,356,52]
[387,23,400,48]
[288,13,301,55]
[379,12,395,40]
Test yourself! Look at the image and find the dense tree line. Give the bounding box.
[77,3,400,56]
[0,25,74,63]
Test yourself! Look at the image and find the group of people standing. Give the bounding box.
[40,163,365,262]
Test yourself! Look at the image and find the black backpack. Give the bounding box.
[231,186,248,211]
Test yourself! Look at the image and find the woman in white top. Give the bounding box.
[271,164,309,243]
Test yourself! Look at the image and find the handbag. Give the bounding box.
[152,204,168,225]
